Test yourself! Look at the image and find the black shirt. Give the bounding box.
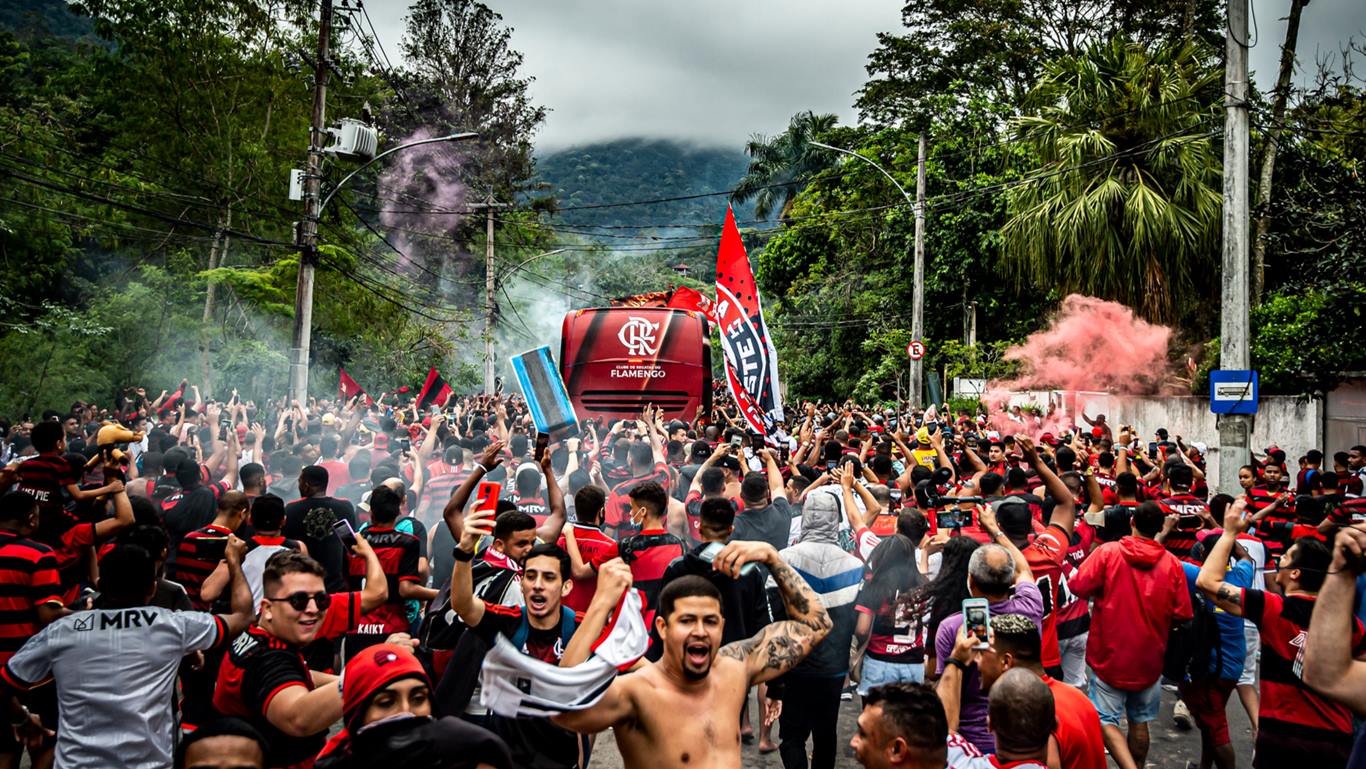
[731,497,793,552]
[282,496,358,593]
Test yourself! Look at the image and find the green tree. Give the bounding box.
[857,0,1221,126]
[1000,37,1222,324]
[730,110,839,220]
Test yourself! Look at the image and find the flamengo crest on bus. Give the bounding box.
[618,316,661,357]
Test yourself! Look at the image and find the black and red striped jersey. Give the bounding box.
[171,523,233,609]
[0,531,62,666]
[12,453,78,517]
[1157,493,1209,561]
[345,526,420,637]
[1244,590,1365,750]
[619,529,685,624]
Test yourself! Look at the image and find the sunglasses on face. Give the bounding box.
[267,591,331,611]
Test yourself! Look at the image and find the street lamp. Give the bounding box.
[288,131,479,404]
[809,139,926,408]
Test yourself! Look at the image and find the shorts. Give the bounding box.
[1238,624,1260,687]
[1058,632,1089,689]
[1088,673,1161,728]
[857,656,925,696]
[1180,679,1237,746]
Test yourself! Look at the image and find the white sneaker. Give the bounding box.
[1173,698,1193,731]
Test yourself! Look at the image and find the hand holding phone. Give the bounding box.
[962,598,991,650]
[332,518,357,549]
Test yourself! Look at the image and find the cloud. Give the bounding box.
[365,0,902,150]
[365,0,1365,151]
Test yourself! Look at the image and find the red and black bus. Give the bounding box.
[560,307,712,422]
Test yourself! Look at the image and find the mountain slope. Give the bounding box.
[535,138,758,230]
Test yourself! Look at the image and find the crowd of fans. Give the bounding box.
[1,381,1366,769]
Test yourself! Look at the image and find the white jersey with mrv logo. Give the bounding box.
[1,605,225,769]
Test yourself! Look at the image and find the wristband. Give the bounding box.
[474,462,490,474]
[945,657,969,672]
[452,547,476,563]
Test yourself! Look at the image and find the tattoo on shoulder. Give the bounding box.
[720,634,760,661]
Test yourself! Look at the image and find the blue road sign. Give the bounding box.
[1209,370,1258,415]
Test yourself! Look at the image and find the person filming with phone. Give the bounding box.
[933,505,1040,755]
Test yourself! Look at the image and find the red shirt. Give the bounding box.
[1023,524,1070,668]
[1043,674,1106,769]
[605,462,671,537]
[557,523,619,613]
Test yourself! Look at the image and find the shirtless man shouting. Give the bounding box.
[553,540,832,769]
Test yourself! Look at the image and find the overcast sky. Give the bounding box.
[366,0,1365,152]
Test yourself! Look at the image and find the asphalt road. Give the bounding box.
[586,685,1256,769]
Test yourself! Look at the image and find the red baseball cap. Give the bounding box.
[340,643,427,733]
[1040,433,1059,446]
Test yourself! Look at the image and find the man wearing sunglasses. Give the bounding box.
[214,542,394,769]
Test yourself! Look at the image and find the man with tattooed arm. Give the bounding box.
[552,540,832,769]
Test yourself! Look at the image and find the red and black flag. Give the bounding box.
[338,368,373,406]
[714,206,784,440]
[415,367,453,410]
[157,382,187,417]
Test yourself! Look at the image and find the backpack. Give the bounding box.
[1163,586,1222,683]
[508,605,577,653]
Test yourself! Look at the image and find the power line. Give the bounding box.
[1,167,295,247]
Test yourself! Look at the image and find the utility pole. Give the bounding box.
[472,192,507,393]
[289,0,333,405]
[1218,0,1252,493]
[909,130,927,409]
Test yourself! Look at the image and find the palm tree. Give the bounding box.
[1000,38,1223,323]
[731,111,839,220]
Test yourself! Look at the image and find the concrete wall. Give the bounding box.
[996,390,1323,493]
[1327,378,1366,453]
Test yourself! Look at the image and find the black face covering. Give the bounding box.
[335,716,513,769]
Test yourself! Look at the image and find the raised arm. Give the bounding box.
[450,506,495,628]
[559,559,633,667]
[716,541,832,686]
[536,449,567,544]
[975,504,1034,584]
[1195,498,1249,617]
[441,440,505,545]
[216,535,255,637]
[762,448,785,499]
[1019,436,1074,535]
[349,533,389,613]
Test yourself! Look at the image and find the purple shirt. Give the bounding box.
[935,581,1043,754]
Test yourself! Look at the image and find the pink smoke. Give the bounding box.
[377,128,468,266]
[982,295,1178,437]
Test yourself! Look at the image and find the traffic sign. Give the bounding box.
[907,340,926,360]
[1209,370,1258,415]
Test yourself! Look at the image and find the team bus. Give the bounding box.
[560,307,712,422]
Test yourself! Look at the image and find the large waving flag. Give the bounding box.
[714,207,784,438]
[338,368,373,406]
[415,367,453,410]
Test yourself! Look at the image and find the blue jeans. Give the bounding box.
[857,656,925,697]
[1088,673,1161,728]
